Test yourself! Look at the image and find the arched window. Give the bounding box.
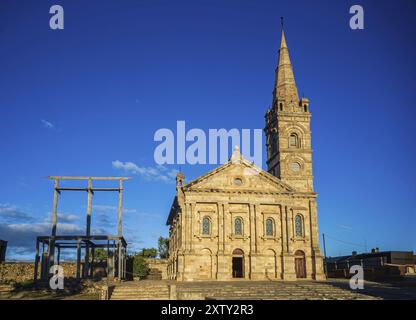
[235,217,242,235]
[289,133,298,148]
[265,218,274,236]
[295,214,303,237]
[202,216,210,235]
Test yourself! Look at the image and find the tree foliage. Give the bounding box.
[138,248,158,258]
[132,254,149,278]
[158,236,169,259]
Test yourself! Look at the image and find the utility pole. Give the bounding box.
[322,233,327,276]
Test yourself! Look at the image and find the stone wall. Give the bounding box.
[1,259,169,283]
[145,258,168,280]
[0,262,77,283]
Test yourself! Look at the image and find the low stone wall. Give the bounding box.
[145,258,168,280]
[0,262,77,283]
[1,258,169,283]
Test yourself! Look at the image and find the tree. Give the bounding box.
[93,248,108,261]
[139,248,157,258]
[158,236,169,259]
[132,254,149,278]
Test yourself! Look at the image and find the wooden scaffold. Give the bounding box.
[34,176,130,284]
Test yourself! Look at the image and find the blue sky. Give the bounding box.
[0,0,415,260]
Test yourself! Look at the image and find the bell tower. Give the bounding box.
[265,29,314,192]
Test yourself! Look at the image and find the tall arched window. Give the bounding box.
[265,218,274,236]
[289,133,298,148]
[235,217,242,235]
[202,216,210,235]
[295,214,303,237]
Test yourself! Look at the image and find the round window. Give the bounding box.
[234,178,243,185]
[290,162,301,172]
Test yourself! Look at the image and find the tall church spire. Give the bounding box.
[273,29,299,106]
[265,27,313,192]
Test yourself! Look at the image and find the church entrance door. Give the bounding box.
[295,250,306,278]
[232,249,244,278]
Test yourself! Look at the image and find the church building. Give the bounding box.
[166,29,326,281]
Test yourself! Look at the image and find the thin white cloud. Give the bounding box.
[337,224,353,231]
[43,212,80,223]
[112,160,177,183]
[92,204,137,214]
[41,119,54,129]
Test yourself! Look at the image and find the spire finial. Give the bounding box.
[280,17,284,30]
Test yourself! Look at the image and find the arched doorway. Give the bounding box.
[294,250,306,278]
[232,248,244,278]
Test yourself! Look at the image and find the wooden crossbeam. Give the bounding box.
[56,187,122,191]
[48,176,130,181]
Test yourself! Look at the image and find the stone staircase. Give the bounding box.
[110,281,170,300]
[176,281,378,300]
[0,283,14,299]
[109,280,379,300]
[145,268,163,280]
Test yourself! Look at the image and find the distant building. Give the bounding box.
[325,249,415,278]
[0,240,7,262]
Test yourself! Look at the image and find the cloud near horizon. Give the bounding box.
[0,203,34,223]
[112,160,177,182]
[0,204,143,260]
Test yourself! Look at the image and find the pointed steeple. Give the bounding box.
[273,29,299,106]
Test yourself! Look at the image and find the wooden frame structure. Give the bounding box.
[34,176,130,284]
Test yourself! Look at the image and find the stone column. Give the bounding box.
[250,203,264,280]
[216,202,230,280]
[279,204,286,279]
[248,203,255,279]
[181,203,186,253]
[309,200,326,280]
[282,205,296,280]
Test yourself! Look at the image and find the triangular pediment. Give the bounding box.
[184,149,294,193]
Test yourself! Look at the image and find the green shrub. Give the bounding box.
[132,255,149,278]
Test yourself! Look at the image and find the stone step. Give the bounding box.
[108,280,380,300]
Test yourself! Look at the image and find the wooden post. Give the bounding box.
[51,179,59,236]
[118,179,123,280]
[57,246,61,265]
[50,179,59,267]
[106,240,110,278]
[118,179,123,237]
[85,178,92,277]
[76,240,81,279]
[34,239,39,285]
[113,241,116,279]
[90,246,95,278]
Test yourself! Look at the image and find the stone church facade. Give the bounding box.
[166,30,325,281]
